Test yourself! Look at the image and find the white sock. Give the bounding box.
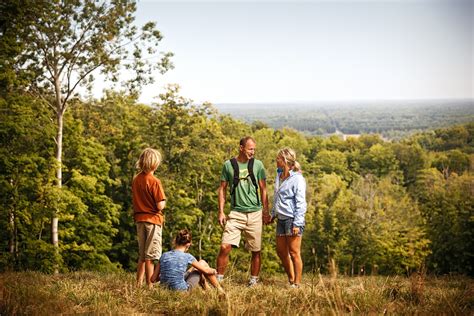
[217,274,224,282]
[249,275,258,282]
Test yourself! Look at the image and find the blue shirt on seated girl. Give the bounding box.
[151,229,225,293]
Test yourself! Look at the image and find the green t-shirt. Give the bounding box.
[221,158,266,212]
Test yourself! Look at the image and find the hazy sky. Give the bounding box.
[131,0,473,104]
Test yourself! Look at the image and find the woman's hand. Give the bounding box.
[292,226,300,236]
[207,267,217,275]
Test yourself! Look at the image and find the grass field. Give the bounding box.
[1,271,472,315]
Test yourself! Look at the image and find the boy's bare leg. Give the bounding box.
[145,259,154,289]
[151,263,159,283]
[137,259,145,287]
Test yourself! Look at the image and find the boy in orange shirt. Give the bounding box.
[132,148,166,288]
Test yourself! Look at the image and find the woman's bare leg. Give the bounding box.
[288,236,302,285]
[198,259,224,291]
[276,236,295,284]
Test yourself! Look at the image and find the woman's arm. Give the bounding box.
[292,175,307,228]
[191,260,217,275]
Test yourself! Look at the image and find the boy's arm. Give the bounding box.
[157,200,166,211]
[153,180,166,212]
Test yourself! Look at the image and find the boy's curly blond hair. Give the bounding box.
[136,148,162,173]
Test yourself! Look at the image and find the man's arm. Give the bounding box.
[259,179,271,224]
[217,181,228,227]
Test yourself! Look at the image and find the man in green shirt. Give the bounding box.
[216,136,270,287]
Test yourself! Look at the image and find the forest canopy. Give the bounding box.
[0,0,472,277]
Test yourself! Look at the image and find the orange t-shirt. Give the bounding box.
[132,172,166,225]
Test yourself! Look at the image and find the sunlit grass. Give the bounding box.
[1,271,472,315]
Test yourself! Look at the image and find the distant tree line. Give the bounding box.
[218,101,474,139]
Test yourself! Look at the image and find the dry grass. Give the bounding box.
[1,270,472,315]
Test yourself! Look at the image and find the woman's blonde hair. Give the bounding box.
[136,148,162,173]
[277,147,301,172]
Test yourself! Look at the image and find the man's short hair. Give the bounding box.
[240,136,256,147]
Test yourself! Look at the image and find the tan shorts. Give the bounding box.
[222,210,262,252]
[136,222,162,261]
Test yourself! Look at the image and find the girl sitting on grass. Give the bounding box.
[151,229,225,294]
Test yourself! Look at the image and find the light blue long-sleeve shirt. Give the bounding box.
[271,170,307,227]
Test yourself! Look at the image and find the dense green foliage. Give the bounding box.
[0,0,472,277]
[0,86,472,276]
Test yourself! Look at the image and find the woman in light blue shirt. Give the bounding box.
[271,148,307,288]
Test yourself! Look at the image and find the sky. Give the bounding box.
[130,0,473,104]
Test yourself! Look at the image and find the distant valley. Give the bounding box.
[215,99,474,139]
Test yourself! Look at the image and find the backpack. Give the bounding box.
[229,157,259,207]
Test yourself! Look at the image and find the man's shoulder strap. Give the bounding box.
[230,157,239,178]
[229,157,239,195]
[247,158,257,184]
[247,158,260,205]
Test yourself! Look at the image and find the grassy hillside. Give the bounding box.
[1,271,472,315]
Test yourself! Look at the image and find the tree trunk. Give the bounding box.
[8,179,18,267]
[198,216,202,260]
[52,111,62,249]
[52,71,63,248]
[8,208,15,254]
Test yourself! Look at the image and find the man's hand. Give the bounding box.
[263,212,272,225]
[218,211,227,228]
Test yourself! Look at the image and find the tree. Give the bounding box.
[0,93,57,271]
[415,169,473,275]
[392,142,428,187]
[6,0,173,252]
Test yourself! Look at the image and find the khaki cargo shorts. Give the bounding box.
[222,210,262,252]
[136,222,162,261]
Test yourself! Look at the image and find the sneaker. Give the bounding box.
[247,277,259,287]
[290,283,300,289]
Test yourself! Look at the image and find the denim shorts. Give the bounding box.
[276,218,304,237]
[184,270,201,290]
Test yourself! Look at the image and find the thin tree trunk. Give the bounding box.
[8,179,18,267]
[8,208,15,254]
[198,216,202,260]
[52,111,62,249]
